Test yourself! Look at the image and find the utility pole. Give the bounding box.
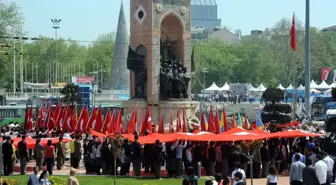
[1,36,39,89]
[13,40,16,92]
[20,39,24,92]
[31,61,33,83]
[51,18,61,83]
[36,62,38,83]
[201,68,208,113]
[304,0,311,121]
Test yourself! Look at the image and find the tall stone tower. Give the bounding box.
[123,0,198,128]
[108,2,130,90]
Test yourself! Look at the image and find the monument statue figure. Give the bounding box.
[159,39,190,100]
[126,45,147,98]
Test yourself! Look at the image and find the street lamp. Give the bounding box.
[201,67,208,112]
[304,0,311,121]
[51,18,61,83]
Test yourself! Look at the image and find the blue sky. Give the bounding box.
[13,0,336,42]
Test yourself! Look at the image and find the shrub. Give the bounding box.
[263,104,292,114]
[2,178,19,185]
[49,176,67,185]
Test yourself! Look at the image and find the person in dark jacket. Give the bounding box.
[207,141,216,176]
[193,142,203,176]
[73,135,82,169]
[229,145,241,174]
[2,136,13,176]
[153,139,163,179]
[18,135,28,174]
[121,139,131,176]
[56,136,64,170]
[221,142,230,177]
[260,141,270,178]
[302,159,320,185]
[83,139,93,174]
[101,140,109,175]
[131,134,142,178]
[166,143,176,178]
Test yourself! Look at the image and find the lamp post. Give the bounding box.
[304,0,311,121]
[51,18,61,83]
[13,40,16,92]
[201,67,208,112]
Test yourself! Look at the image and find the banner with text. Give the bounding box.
[72,76,94,84]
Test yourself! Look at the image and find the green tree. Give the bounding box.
[0,1,23,90]
[61,83,81,106]
[85,33,115,88]
[24,38,87,84]
[262,88,284,104]
[192,17,336,92]
[261,88,291,124]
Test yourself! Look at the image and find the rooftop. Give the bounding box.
[321,25,336,32]
[191,0,217,5]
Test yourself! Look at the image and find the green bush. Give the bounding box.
[49,176,67,185]
[2,178,19,185]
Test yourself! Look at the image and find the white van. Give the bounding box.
[326,109,336,119]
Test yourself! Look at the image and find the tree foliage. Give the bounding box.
[262,88,284,104]
[60,83,81,106]
[0,1,23,90]
[192,17,336,92]
[262,88,292,124]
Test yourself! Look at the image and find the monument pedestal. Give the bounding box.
[122,99,147,132]
[123,99,198,133]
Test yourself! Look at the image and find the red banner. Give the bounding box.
[73,76,94,84]
[322,67,331,81]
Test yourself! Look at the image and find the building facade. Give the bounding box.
[191,0,221,29]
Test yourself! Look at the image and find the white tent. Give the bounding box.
[297,84,305,90]
[247,83,258,92]
[286,84,294,90]
[220,82,230,91]
[203,82,221,93]
[317,80,331,89]
[310,89,321,94]
[257,83,267,91]
[310,80,319,89]
[277,84,285,90]
[330,82,336,88]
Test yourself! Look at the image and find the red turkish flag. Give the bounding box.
[114,110,123,134]
[322,67,331,81]
[158,114,164,134]
[169,111,174,134]
[290,13,296,52]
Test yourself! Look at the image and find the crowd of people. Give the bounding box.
[0,124,335,185]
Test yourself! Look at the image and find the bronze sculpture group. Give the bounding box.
[127,39,191,100]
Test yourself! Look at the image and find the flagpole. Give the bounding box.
[304,0,311,121]
[290,12,297,121]
[292,51,297,121]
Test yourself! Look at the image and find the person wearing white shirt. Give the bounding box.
[290,154,305,185]
[28,166,40,185]
[322,153,334,185]
[231,162,246,185]
[267,166,279,185]
[315,154,327,185]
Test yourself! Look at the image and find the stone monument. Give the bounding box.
[123,0,198,130]
[107,2,130,90]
